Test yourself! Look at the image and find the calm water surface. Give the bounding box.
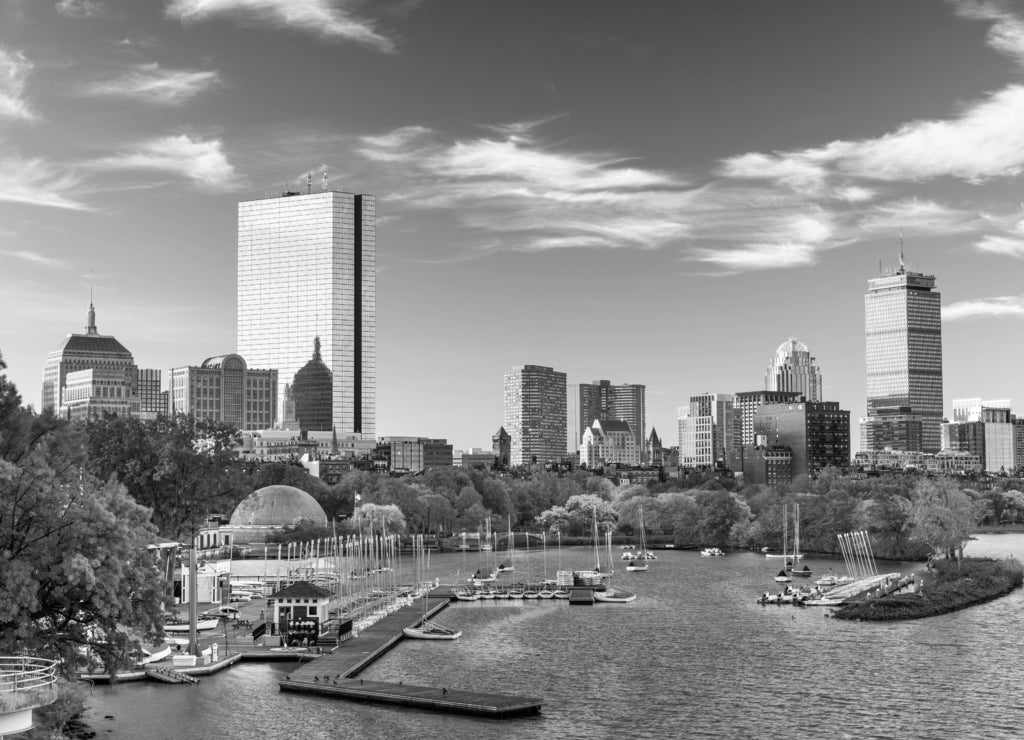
[84,535,1024,739]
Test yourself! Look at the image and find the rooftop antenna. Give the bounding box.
[306,172,312,195]
[899,226,905,272]
[322,169,329,192]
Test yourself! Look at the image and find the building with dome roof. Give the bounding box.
[764,337,822,402]
[291,337,333,432]
[42,300,153,420]
[196,484,329,549]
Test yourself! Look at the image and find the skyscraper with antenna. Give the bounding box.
[861,236,943,453]
[237,185,376,437]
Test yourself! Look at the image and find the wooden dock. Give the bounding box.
[279,595,543,717]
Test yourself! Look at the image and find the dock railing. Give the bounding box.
[0,656,59,714]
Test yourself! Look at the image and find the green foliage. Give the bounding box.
[84,414,248,539]
[0,363,166,681]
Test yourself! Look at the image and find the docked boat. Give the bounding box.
[453,587,480,601]
[403,620,462,640]
[164,618,219,633]
[700,547,724,557]
[594,586,637,603]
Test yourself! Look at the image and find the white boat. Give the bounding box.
[627,505,652,573]
[787,504,811,577]
[701,547,724,557]
[620,551,638,561]
[774,569,792,583]
[164,618,219,633]
[403,620,462,640]
[766,502,804,560]
[594,587,637,603]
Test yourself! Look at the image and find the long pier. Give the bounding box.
[279,594,543,717]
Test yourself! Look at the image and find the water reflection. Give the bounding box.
[85,535,1024,739]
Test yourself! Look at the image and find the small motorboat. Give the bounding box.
[403,620,462,640]
[700,548,724,557]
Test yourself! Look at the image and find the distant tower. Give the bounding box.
[492,426,511,469]
[862,245,943,453]
[765,337,822,402]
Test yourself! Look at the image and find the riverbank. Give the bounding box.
[833,557,1024,621]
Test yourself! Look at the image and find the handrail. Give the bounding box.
[0,657,59,695]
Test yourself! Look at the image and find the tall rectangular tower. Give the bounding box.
[863,258,943,453]
[574,380,647,457]
[238,190,375,437]
[503,365,567,467]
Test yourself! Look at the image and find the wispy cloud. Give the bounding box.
[55,0,107,18]
[0,155,88,210]
[82,63,220,105]
[944,295,1024,320]
[356,123,693,252]
[974,234,1024,256]
[0,48,38,122]
[1,250,68,268]
[90,134,238,189]
[165,0,395,52]
[952,0,1024,67]
[858,198,988,237]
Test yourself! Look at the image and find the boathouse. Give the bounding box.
[267,581,332,646]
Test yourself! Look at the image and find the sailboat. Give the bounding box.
[788,503,812,577]
[765,502,803,560]
[592,510,636,603]
[403,536,462,640]
[497,516,515,573]
[538,533,555,598]
[626,503,650,572]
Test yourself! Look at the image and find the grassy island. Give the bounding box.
[833,557,1024,621]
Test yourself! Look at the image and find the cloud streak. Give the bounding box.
[0,156,88,210]
[90,134,238,189]
[357,123,693,252]
[82,63,221,105]
[0,48,38,122]
[944,295,1024,320]
[165,0,394,52]
[1,250,68,268]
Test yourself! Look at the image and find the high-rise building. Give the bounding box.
[579,419,639,468]
[168,354,277,431]
[137,368,165,420]
[42,300,137,414]
[503,365,567,467]
[237,189,375,437]
[678,393,735,468]
[765,337,822,401]
[862,252,943,453]
[572,380,646,457]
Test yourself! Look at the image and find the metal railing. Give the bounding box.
[0,657,59,713]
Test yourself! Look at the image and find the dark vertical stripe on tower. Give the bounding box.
[353,195,363,433]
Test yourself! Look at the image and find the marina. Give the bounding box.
[82,537,1024,739]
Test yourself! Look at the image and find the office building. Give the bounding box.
[862,252,943,453]
[678,393,735,468]
[572,380,646,457]
[42,300,137,414]
[752,399,850,478]
[59,367,140,421]
[503,365,567,466]
[374,437,453,473]
[765,337,822,401]
[137,368,165,419]
[942,404,1016,474]
[168,354,277,431]
[735,390,803,448]
[238,188,375,437]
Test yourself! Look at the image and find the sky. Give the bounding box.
[3,0,1024,452]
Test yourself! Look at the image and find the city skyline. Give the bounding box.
[4,2,1024,450]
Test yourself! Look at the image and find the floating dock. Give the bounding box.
[279,594,542,717]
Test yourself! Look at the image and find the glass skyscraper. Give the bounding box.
[863,257,943,453]
[238,190,375,437]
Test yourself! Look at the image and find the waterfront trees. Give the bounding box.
[0,359,165,676]
[909,478,983,565]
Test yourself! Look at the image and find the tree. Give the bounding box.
[0,362,166,680]
[352,503,407,534]
[693,490,750,548]
[85,414,248,540]
[909,478,982,566]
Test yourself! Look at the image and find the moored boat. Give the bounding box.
[774,569,792,583]
[164,618,219,633]
[700,547,724,557]
[594,587,637,603]
[403,620,462,640]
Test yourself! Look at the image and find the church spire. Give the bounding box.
[86,289,98,335]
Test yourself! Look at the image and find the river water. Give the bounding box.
[83,534,1024,739]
